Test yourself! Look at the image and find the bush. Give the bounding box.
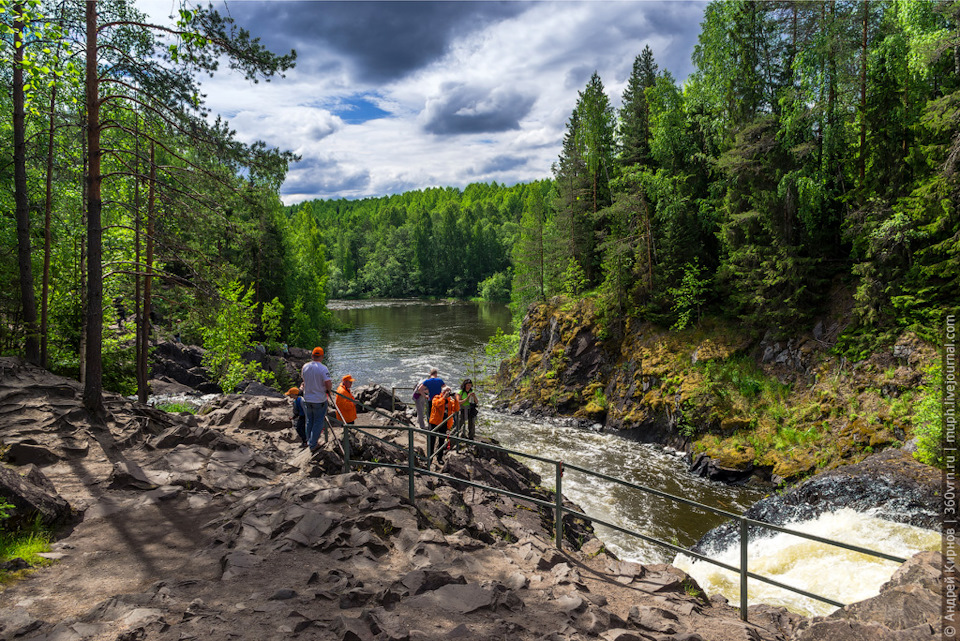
[914,358,944,468]
[479,270,512,302]
[202,281,274,392]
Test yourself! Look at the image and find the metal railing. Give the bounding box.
[326,390,907,621]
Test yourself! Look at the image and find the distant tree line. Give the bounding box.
[289,181,548,302]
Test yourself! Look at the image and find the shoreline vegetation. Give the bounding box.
[492,295,943,485]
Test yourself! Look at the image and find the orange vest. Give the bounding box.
[335,385,357,423]
[447,395,460,415]
[430,394,447,425]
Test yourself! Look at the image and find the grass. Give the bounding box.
[0,519,55,584]
[155,401,197,414]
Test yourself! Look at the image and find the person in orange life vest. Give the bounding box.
[335,375,357,424]
[428,387,450,465]
[439,390,460,459]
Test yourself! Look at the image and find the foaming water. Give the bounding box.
[482,411,765,563]
[674,508,940,616]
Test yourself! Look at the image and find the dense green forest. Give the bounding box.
[301,0,958,357]
[1,0,958,408]
[0,0,321,407]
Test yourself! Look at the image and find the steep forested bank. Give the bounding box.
[493,295,942,484]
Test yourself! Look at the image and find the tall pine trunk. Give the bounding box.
[83,0,104,412]
[138,144,156,404]
[13,2,40,365]
[42,82,58,369]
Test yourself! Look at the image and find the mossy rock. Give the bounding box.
[581,401,606,421]
[709,445,755,470]
[758,449,817,481]
[719,416,752,435]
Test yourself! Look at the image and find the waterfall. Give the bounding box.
[673,508,939,616]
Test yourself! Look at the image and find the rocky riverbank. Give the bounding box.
[0,357,943,640]
[493,297,939,486]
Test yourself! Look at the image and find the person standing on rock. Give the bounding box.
[335,375,357,425]
[285,386,307,448]
[459,379,479,441]
[413,377,429,431]
[301,347,333,452]
[422,368,444,401]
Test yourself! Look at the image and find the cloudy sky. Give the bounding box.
[145,1,708,204]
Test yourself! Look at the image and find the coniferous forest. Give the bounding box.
[1,0,958,410]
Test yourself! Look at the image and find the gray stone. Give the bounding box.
[0,606,42,639]
[0,463,71,529]
[400,570,466,596]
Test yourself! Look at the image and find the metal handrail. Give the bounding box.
[321,396,905,621]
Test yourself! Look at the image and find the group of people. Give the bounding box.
[284,349,479,464]
[285,347,357,452]
[413,368,479,465]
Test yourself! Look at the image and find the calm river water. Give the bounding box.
[324,299,939,616]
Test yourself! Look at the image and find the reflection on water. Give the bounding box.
[324,299,512,392]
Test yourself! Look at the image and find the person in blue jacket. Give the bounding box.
[285,386,307,448]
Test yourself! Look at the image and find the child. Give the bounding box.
[285,387,307,448]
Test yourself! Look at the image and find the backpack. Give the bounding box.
[293,396,305,417]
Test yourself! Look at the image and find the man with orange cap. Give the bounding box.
[335,375,357,425]
[301,347,332,452]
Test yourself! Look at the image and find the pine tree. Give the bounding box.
[618,46,658,169]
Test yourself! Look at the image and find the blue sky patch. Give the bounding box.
[334,96,390,124]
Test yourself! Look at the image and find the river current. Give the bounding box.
[281,300,942,615]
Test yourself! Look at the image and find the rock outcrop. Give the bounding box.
[495,298,939,484]
[0,357,944,641]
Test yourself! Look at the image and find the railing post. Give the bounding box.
[555,461,564,550]
[740,518,748,621]
[391,387,396,413]
[342,424,351,474]
[408,427,416,506]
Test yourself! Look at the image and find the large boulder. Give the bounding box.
[0,464,72,529]
[198,394,291,432]
[149,342,215,390]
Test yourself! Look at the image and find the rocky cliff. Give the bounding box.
[494,298,938,485]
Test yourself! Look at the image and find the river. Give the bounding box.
[323,299,939,617]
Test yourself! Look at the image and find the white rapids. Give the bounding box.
[673,507,940,617]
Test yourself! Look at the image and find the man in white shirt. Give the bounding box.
[301,346,332,451]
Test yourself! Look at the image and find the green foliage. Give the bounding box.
[260,297,284,349]
[561,258,588,296]
[669,259,709,331]
[478,270,512,303]
[202,281,274,392]
[913,358,944,468]
[0,498,12,523]
[155,402,197,414]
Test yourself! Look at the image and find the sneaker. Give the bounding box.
[309,444,321,453]
[300,442,308,449]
